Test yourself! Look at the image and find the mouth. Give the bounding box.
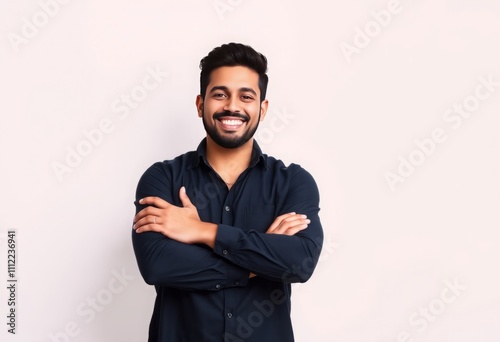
[216,116,247,131]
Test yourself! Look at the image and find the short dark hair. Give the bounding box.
[199,43,268,102]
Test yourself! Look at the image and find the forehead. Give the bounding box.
[208,66,259,92]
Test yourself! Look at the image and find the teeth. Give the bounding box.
[221,119,243,126]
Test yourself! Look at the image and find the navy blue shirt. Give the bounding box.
[132,139,323,342]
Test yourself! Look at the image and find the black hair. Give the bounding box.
[199,43,268,102]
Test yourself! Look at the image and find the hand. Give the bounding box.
[250,213,310,279]
[133,187,217,246]
[266,212,310,236]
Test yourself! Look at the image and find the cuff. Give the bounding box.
[213,224,248,289]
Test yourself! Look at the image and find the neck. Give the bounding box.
[205,137,254,181]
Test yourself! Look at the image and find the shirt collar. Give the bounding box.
[190,138,268,169]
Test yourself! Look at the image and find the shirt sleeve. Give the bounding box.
[131,162,249,291]
[214,166,324,283]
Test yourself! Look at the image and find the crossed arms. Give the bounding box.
[131,163,323,290]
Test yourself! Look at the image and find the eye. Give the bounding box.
[212,93,227,99]
[241,95,254,101]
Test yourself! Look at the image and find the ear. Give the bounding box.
[259,99,269,121]
[196,95,204,118]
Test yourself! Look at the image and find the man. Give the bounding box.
[132,42,323,341]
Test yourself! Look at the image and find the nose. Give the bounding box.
[223,96,241,113]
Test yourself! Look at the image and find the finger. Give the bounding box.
[179,186,194,209]
[133,206,162,223]
[280,223,309,236]
[134,220,163,234]
[273,221,309,236]
[271,217,310,235]
[266,212,296,233]
[270,214,307,233]
[138,196,171,209]
[133,214,160,231]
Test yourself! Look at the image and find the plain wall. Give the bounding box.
[1,0,499,341]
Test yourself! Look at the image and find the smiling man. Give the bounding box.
[132,43,323,342]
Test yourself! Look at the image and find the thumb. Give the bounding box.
[179,186,194,208]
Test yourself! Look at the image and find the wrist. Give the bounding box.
[197,222,218,249]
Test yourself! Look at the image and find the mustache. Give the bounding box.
[213,111,249,121]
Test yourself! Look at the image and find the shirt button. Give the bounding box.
[215,284,221,289]
[222,250,228,255]
[225,205,230,212]
[227,313,233,319]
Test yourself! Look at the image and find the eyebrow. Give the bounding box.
[209,86,257,96]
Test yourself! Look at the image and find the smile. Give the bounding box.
[220,119,244,126]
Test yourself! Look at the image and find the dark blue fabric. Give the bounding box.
[132,139,323,342]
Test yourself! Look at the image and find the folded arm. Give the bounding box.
[134,165,323,285]
[132,164,250,291]
[213,168,323,283]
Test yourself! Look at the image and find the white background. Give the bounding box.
[1,0,499,341]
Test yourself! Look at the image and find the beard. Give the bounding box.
[202,109,261,149]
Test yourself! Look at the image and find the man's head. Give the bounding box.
[196,43,269,149]
[199,43,268,102]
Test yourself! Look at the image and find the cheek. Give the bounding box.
[245,104,261,115]
[204,101,224,115]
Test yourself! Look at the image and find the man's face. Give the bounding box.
[196,66,268,149]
